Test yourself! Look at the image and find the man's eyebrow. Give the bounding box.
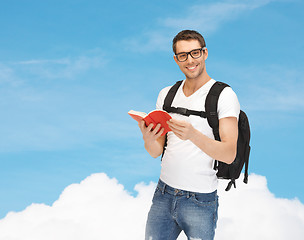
[176,48,202,55]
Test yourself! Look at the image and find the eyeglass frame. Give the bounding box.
[175,47,207,62]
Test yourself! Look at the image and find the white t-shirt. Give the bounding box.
[156,79,240,193]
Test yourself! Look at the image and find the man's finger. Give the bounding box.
[152,123,161,133]
[147,123,154,131]
[156,127,165,137]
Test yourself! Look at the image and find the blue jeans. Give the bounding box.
[145,179,218,240]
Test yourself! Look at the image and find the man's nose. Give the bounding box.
[186,53,195,63]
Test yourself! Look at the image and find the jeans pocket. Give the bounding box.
[190,192,217,207]
[152,187,162,202]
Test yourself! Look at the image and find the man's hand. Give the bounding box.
[167,119,196,141]
[138,120,164,143]
[138,120,166,158]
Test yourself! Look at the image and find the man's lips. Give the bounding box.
[186,64,198,71]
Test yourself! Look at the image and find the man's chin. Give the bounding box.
[185,72,200,80]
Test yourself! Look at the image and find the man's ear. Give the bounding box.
[173,55,178,64]
[203,48,208,60]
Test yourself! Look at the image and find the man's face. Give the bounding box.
[174,40,207,80]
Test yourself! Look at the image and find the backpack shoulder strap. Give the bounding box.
[205,81,229,140]
[239,110,251,184]
[161,81,182,161]
[163,81,183,112]
[163,80,207,118]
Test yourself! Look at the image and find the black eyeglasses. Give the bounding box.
[175,47,206,62]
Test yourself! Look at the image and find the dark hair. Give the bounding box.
[172,30,206,54]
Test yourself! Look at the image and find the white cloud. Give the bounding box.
[216,174,304,239]
[123,30,172,53]
[0,50,130,152]
[211,62,304,112]
[0,63,24,87]
[125,0,275,52]
[0,173,303,240]
[0,49,107,87]
[11,53,107,80]
[0,173,152,240]
[163,0,275,32]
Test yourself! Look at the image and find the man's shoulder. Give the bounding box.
[156,81,185,109]
[158,81,184,97]
[220,85,238,99]
[217,83,240,119]
[160,85,173,93]
[210,80,238,98]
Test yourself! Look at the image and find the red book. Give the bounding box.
[128,110,172,136]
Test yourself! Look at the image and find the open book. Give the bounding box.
[128,110,172,136]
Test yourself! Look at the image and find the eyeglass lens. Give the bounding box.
[176,48,203,62]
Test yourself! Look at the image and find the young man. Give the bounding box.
[139,30,240,240]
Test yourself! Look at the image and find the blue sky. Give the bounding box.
[0,0,303,219]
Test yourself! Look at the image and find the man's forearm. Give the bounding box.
[144,139,164,158]
[138,121,166,158]
[190,129,236,164]
[167,117,238,164]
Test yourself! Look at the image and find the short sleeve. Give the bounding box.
[156,86,172,110]
[218,87,240,120]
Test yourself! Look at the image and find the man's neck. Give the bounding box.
[183,74,212,97]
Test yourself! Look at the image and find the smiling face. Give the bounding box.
[174,39,208,81]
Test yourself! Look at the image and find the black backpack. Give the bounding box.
[162,80,251,191]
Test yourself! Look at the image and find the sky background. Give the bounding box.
[0,0,303,226]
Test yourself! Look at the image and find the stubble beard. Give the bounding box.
[184,64,205,80]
